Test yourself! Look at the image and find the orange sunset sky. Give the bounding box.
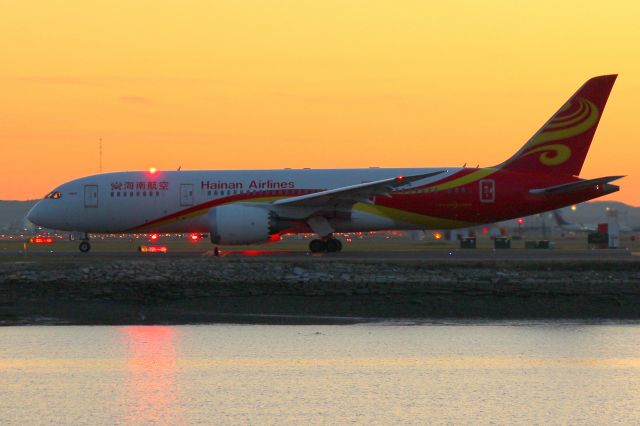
[1,1,638,204]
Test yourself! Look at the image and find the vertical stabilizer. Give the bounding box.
[500,75,617,176]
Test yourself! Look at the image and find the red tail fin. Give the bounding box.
[500,75,617,176]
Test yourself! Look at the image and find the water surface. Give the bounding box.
[2,322,640,424]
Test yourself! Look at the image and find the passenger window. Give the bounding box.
[110,192,114,197]
[208,190,211,196]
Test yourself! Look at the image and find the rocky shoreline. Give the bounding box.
[1,258,640,325]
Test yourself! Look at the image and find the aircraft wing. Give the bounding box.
[272,170,446,208]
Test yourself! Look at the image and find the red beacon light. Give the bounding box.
[517,218,524,225]
[189,233,201,242]
[149,233,159,241]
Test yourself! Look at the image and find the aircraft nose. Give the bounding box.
[27,202,43,226]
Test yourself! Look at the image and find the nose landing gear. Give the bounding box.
[309,236,343,253]
[78,233,91,253]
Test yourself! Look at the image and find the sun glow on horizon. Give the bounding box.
[1,1,639,205]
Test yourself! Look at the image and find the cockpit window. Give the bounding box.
[45,191,62,199]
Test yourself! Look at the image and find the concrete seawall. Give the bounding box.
[1,258,640,324]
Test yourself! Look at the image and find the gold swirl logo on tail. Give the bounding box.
[519,97,599,166]
[521,144,572,165]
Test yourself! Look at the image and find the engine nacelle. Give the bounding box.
[208,204,277,245]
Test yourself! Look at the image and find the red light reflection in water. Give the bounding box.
[210,249,291,257]
[121,326,182,424]
[238,250,275,256]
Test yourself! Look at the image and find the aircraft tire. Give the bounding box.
[79,241,91,253]
[309,239,326,253]
[326,238,342,252]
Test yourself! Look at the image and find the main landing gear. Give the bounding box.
[78,233,91,253]
[309,237,343,253]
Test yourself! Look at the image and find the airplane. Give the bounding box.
[552,209,597,232]
[553,208,632,233]
[28,75,623,253]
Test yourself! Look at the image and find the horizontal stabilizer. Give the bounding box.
[529,175,624,195]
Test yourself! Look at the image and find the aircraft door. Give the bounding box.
[180,184,194,206]
[479,179,495,203]
[84,185,98,208]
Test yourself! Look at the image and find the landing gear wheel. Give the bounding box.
[326,238,342,252]
[79,241,91,253]
[309,239,327,253]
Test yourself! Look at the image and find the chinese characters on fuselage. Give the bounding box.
[111,181,169,191]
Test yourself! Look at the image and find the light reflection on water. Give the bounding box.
[2,322,640,424]
[121,326,181,425]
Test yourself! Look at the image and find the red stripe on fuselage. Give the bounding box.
[126,168,608,233]
[125,188,322,232]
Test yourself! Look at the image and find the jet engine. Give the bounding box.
[208,204,279,245]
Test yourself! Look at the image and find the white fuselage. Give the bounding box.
[28,168,461,234]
